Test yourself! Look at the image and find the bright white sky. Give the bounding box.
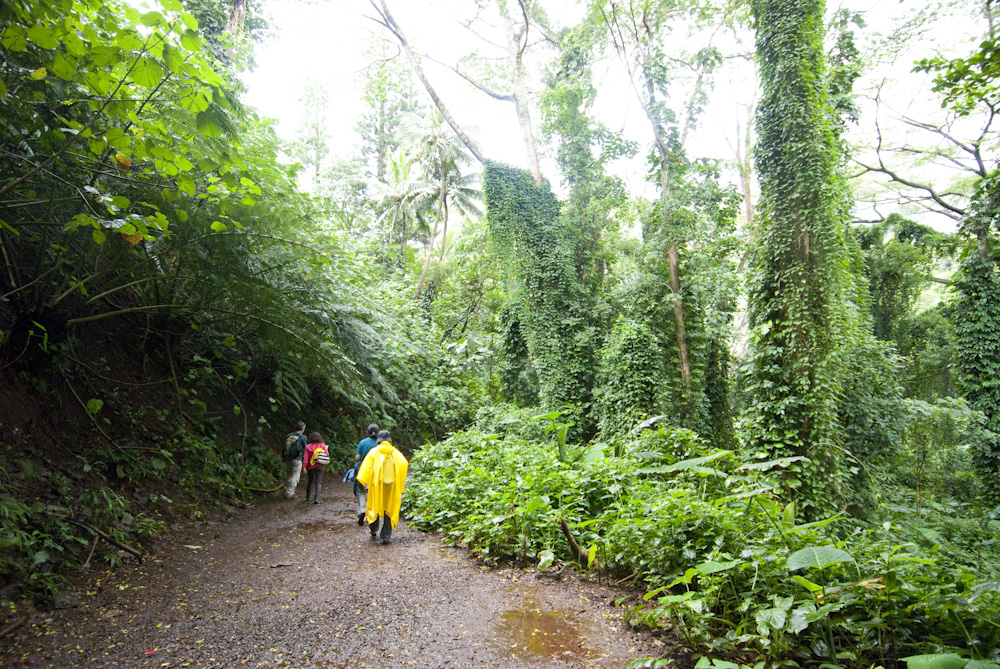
[239,0,987,228]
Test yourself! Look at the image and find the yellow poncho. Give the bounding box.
[356,442,408,528]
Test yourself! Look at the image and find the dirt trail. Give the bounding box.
[2,476,663,668]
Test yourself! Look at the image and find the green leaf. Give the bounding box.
[92,228,106,244]
[787,546,855,571]
[131,58,165,88]
[177,176,196,197]
[736,456,808,471]
[587,544,598,569]
[916,527,944,545]
[27,24,59,50]
[91,45,122,67]
[964,662,1000,669]
[210,221,227,232]
[668,450,732,473]
[196,109,224,137]
[695,560,741,575]
[538,549,554,570]
[140,11,165,26]
[29,67,47,81]
[788,513,844,534]
[755,607,787,633]
[51,53,78,80]
[901,655,968,669]
[2,24,28,51]
[791,575,823,592]
[180,28,201,51]
[86,399,104,415]
[31,550,50,567]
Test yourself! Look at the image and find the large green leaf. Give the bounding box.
[132,57,165,88]
[755,607,787,633]
[696,560,742,575]
[901,655,968,669]
[787,545,855,571]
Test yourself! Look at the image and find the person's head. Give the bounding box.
[309,431,322,443]
[295,420,306,433]
[367,423,379,438]
[377,430,391,443]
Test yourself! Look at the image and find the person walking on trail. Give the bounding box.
[354,423,380,525]
[356,429,408,544]
[282,421,307,499]
[302,432,330,504]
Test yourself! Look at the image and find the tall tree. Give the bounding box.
[356,41,424,183]
[293,82,331,188]
[398,110,480,298]
[742,0,854,518]
[593,0,728,424]
[905,25,1000,500]
[367,0,486,165]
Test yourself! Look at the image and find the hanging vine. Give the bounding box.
[483,161,597,430]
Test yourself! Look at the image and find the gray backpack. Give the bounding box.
[283,433,300,460]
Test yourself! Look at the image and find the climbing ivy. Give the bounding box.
[593,318,665,438]
[952,170,1000,502]
[483,161,597,431]
[495,303,540,407]
[742,0,854,519]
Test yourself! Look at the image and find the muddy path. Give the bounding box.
[2,477,665,668]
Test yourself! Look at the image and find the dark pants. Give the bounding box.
[369,514,392,542]
[305,466,325,502]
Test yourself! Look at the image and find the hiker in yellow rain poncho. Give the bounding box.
[356,430,408,544]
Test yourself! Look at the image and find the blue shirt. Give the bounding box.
[356,436,378,465]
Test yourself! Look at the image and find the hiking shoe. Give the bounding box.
[381,539,391,545]
[357,514,365,526]
[313,500,320,504]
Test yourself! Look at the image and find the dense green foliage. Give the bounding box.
[3,0,1000,667]
[405,429,1000,669]
[0,0,484,599]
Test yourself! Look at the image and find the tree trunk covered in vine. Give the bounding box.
[744,0,851,519]
[952,170,1000,503]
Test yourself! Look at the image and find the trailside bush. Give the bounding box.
[403,429,1000,668]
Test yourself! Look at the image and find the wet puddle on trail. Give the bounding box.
[497,596,598,662]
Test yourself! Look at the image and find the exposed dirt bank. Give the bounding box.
[1,477,665,667]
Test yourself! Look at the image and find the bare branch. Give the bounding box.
[896,114,984,172]
[414,51,515,101]
[369,0,486,165]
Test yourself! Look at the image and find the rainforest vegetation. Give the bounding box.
[0,0,998,666]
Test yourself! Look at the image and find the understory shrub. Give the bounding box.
[404,429,1000,669]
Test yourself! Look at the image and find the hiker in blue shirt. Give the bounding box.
[354,423,379,525]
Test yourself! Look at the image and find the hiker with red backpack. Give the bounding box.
[356,429,407,544]
[302,431,331,504]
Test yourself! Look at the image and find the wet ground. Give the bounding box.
[1,478,664,667]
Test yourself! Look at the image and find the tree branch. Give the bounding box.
[415,51,514,101]
[369,0,486,164]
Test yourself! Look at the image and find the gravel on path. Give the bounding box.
[1,477,665,668]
